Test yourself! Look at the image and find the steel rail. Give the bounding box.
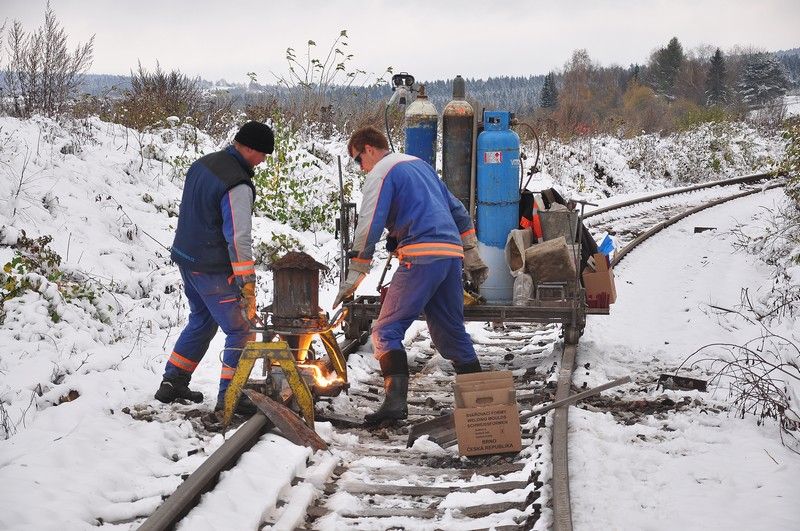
[138,414,272,531]
[552,342,577,531]
[584,172,778,219]
[611,181,785,267]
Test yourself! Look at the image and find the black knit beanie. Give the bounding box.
[234,121,275,154]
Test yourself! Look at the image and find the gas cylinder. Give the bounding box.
[476,110,520,303]
[404,84,438,167]
[442,75,474,211]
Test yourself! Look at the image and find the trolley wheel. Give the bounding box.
[564,326,581,345]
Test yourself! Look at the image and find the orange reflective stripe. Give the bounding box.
[219,297,238,303]
[352,257,370,264]
[220,366,236,380]
[460,228,476,238]
[403,250,464,258]
[399,244,463,254]
[399,242,463,252]
[396,242,465,261]
[168,351,198,372]
[231,260,255,276]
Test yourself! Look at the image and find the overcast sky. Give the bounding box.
[4,0,799,85]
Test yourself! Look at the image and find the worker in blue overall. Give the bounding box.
[154,121,274,415]
[334,126,489,425]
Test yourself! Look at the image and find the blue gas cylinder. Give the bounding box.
[476,110,520,303]
[404,84,438,167]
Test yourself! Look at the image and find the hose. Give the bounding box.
[513,121,541,191]
[385,104,395,152]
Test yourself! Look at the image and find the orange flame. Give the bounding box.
[296,363,343,388]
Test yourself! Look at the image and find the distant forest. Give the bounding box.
[75,46,800,112]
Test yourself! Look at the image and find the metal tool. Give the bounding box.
[221,252,349,430]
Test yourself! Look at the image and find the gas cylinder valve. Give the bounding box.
[388,72,415,106]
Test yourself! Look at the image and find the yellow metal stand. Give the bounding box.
[318,329,347,382]
[222,341,315,429]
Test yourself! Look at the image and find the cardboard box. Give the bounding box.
[453,371,522,456]
[583,253,617,308]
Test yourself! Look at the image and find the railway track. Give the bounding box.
[138,171,785,531]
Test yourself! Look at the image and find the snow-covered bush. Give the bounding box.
[0,230,113,326]
[534,121,784,199]
[782,117,800,207]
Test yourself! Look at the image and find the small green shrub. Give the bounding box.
[252,113,337,232]
[1,231,104,323]
[676,103,730,131]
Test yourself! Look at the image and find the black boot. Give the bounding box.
[364,350,409,426]
[214,391,257,416]
[454,358,482,374]
[154,373,203,404]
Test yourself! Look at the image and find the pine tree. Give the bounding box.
[705,48,728,106]
[539,72,559,109]
[738,54,791,106]
[629,64,641,84]
[649,37,684,98]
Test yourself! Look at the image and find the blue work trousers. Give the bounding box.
[372,257,477,365]
[163,265,254,399]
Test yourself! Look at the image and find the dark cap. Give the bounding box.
[234,121,274,154]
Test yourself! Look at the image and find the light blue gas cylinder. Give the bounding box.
[404,84,438,167]
[476,110,520,303]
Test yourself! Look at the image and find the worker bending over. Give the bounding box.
[334,126,488,425]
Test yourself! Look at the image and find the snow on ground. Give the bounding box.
[0,113,795,530]
[574,188,800,531]
[786,93,800,117]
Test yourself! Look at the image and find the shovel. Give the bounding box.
[407,375,631,448]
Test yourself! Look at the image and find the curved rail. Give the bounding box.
[610,181,784,267]
[584,172,777,219]
[549,176,785,531]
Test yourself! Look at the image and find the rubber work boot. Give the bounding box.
[215,391,258,416]
[154,374,203,404]
[364,349,409,426]
[454,358,482,374]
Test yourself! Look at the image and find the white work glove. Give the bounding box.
[332,259,370,308]
[464,247,489,287]
[462,232,489,287]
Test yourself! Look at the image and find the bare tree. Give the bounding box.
[3,1,94,117]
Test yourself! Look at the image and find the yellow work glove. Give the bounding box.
[240,281,257,322]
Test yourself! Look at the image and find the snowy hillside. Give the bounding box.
[0,114,790,529]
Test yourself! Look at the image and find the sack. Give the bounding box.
[513,274,533,306]
[504,229,533,276]
[524,236,577,283]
